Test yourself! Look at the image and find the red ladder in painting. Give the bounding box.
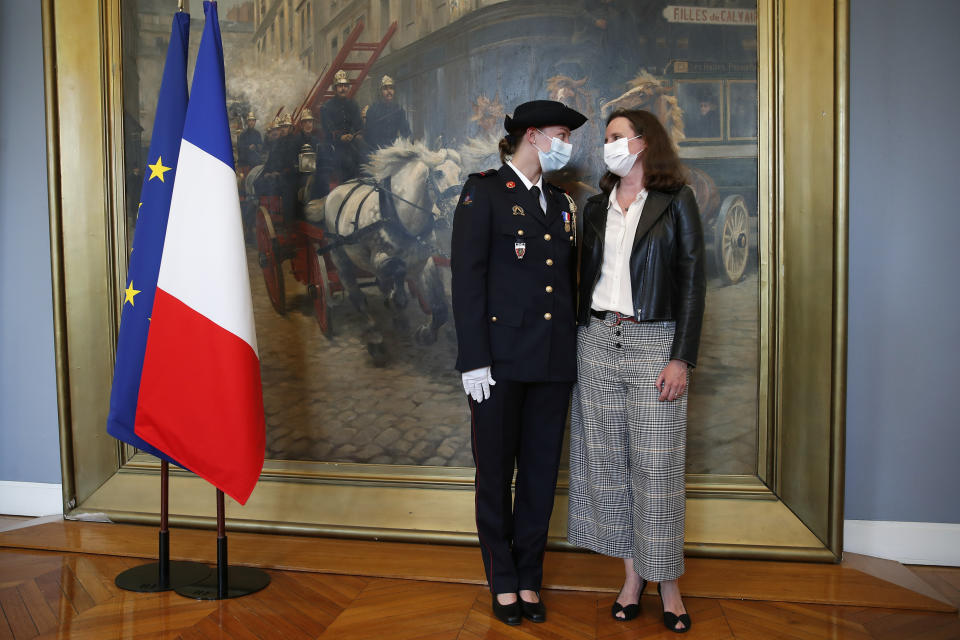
[294,20,398,122]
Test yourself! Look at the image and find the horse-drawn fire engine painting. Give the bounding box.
[123,0,761,475]
[252,140,463,363]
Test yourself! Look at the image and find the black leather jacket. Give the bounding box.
[576,185,706,366]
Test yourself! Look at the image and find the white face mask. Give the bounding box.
[534,129,573,172]
[603,135,642,177]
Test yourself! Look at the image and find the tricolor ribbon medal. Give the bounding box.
[514,239,526,260]
[562,211,572,233]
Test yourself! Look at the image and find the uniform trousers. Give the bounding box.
[470,379,572,594]
[568,316,687,582]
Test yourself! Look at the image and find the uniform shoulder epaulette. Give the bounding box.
[468,168,498,178]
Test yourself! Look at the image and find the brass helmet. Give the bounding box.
[246,111,256,120]
[380,75,394,88]
[280,113,293,127]
[300,108,315,121]
[334,69,350,86]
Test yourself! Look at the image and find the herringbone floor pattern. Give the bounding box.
[1,548,958,639]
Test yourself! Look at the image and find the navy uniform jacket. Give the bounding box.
[364,100,411,149]
[263,133,299,173]
[236,127,262,166]
[320,96,363,139]
[451,164,577,382]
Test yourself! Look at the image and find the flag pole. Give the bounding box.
[174,488,270,600]
[114,461,210,592]
[159,459,170,585]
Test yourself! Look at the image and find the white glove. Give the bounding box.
[462,366,496,403]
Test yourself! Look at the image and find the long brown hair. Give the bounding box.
[599,109,686,194]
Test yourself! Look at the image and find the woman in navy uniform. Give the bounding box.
[451,100,587,626]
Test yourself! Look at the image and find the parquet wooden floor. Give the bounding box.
[1,548,958,640]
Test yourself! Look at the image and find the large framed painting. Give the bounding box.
[44,0,848,560]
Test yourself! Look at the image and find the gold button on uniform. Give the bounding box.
[545,258,554,266]
[544,233,552,241]
[517,229,524,236]
[545,285,553,293]
[544,313,552,320]
[491,316,497,322]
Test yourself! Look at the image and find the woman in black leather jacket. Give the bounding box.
[567,109,705,633]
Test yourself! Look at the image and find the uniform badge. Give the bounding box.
[461,193,473,206]
[514,240,526,260]
[506,181,516,189]
[562,211,572,233]
[512,204,525,216]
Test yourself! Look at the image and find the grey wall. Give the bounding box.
[845,0,960,523]
[0,0,62,484]
[1,0,958,521]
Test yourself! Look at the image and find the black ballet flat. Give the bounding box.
[519,593,546,623]
[657,582,691,633]
[611,579,646,621]
[491,595,522,626]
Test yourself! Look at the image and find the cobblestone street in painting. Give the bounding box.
[251,247,759,475]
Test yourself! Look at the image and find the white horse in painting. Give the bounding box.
[304,140,462,364]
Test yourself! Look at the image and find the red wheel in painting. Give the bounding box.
[255,206,286,315]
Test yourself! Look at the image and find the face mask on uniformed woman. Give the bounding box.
[603,135,642,177]
[534,129,573,173]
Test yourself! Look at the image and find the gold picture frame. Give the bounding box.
[43,0,848,561]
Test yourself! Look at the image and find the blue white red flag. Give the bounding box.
[135,1,265,505]
[106,10,190,466]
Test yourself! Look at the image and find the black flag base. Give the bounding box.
[175,536,270,600]
[175,490,270,600]
[115,559,211,593]
[115,462,212,592]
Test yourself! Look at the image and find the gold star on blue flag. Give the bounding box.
[147,156,173,182]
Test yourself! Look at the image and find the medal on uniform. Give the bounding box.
[562,192,578,246]
[514,239,526,260]
[512,204,525,216]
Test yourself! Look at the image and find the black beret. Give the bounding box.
[504,100,588,133]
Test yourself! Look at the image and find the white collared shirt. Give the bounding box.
[591,185,648,316]
[505,159,547,212]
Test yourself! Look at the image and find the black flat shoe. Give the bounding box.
[491,595,522,626]
[520,595,546,623]
[611,579,646,621]
[657,582,691,633]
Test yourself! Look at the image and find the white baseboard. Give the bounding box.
[0,481,63,516]
[844,520,960,566]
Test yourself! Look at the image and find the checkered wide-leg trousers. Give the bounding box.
[567,316,687,582]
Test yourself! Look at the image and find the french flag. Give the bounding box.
[136,1,265,505]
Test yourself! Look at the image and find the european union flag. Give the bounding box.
[106,10,190,465]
